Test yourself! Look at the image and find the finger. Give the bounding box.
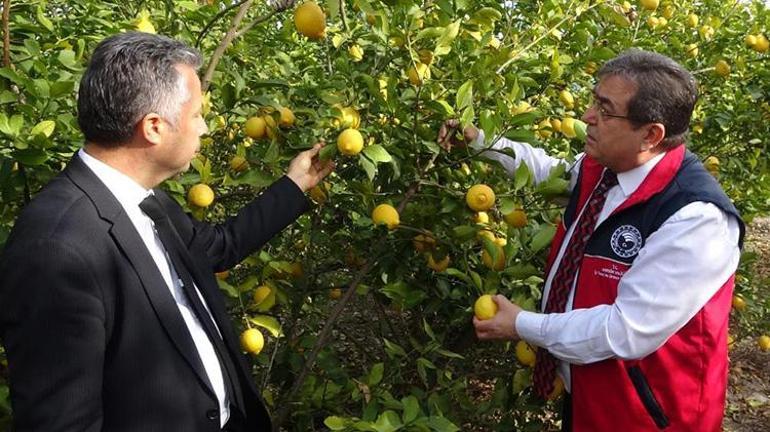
[303,143,323,157]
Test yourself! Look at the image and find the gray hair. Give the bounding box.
[77,32,203,146]
[599,49,698,150]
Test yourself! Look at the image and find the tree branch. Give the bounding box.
[2,0,10,68]
[201,0,253,92]
[195,0,248,48]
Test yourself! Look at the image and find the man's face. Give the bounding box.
[581,74,651,173]
[159,65,208,175]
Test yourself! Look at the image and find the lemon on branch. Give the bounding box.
[515,341,536,367]
[427,253,450,272]
[294,1,326,39]
[278,107,295,128]
[372,204,399,229]
[244,116,266,139]
[337,128,363,155]
[188,184,214,208]
[240,328,265,354]
[466,184,495,211]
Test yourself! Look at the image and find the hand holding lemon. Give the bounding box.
[472,294,524,341]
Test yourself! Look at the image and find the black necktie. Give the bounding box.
[139,194,245,414]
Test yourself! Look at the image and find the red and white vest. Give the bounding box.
[545,145,745,431]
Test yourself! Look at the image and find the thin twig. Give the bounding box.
[338,0,348,32]
[2,0,10,68]
[195,0,248,48]
[201,0,253,92]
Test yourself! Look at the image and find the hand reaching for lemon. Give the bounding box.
[287,143,335,192]
[473,294,523,341]
[437,119,479,151]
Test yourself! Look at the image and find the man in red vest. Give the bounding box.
[440,50,744,431]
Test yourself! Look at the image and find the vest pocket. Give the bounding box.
[627,366,670,429]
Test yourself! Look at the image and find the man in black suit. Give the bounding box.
[0,32,333,431]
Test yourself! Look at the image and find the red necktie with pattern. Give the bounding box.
[533,169,618,399]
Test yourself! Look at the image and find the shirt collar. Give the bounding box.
[78,149,153,211]
[615,152,667,197]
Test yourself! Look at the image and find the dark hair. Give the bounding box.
[77,32,202,146]
[598,49,698,149]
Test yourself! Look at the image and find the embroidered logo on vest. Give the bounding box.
[610,225,642,258]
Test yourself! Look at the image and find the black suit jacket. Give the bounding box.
[0,156,310,431]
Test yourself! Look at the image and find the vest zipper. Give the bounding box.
[627,365,670,429]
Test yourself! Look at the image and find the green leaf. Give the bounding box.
[0,113,11,136]
[224,169,275,188]
[325,416,349,430]
[319,143,337,161]
[452,225,477,240]
[529,224,557,253]
[535,177,569,197]
[30,120,56,138]
[514,162,531,191]
[435,20,461,56]
[36,6,54,32]
[368,362,384,386]
[50,80,75,98]
[425,99,454,117]
[326,0,340,19]
[360,156,376,181]
[383,338,407,357]
[373,410,402,432]
[444,268,472,285]
[363,145,392,164]
[58,50,78,69]
[0,67,25,85]
[216,279,238,298]
[248,315,283,337]
[455,80,473,111]
[402,396,420,424]
[512,368,532,394]
[13,148,49,166]
[427,416,459,432]
[9,115,24,137]
[414,27,444,41]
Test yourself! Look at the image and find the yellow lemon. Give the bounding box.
[372,204,400,229]
[278,107,295,128]
[504,208,528,228]
[685,43,699,58]
[427,253,450,272]
[413,234,436,252]
[229,155,249,172]
[215,270,229,280]
[474,294,498,320]
[253,285,272,305]
[338,106,361,129]
[407,62,430,86]
[244,116,267,139]
[758,335,770,352]
[561,117,577,138]
[294,1,326,39]
[240,328,265,354]
[473,212,490,225]
[754,35,769,53]
[481,244,506,271]
[550,118,562,133]
[337,128,364,155]
[511,101,533,116]
[515,341,536,367]
[704,156,720,172]
[289,262,303,279]
[640,0,659,11]
[418,49,434,65]
[662,5,674,19]
[466,184,496,211]
[188,184,215,208]
[135,11,156,33]
[348,44,364,62]
[731,295,746,311]
[745,35,758,48]
[559,89,575,109]
[699,25,714,40]
[329,288,342,300]
[686,13,698,28]
[714,60,730,78]
[309,185,327,204]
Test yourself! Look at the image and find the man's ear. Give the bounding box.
[641,122,666,152]
[139,113,164,145]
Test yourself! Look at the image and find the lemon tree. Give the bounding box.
[1,0,770,430]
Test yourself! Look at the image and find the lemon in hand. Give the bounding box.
[474,294,498,320]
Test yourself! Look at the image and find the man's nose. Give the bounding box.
[582,105,598,124]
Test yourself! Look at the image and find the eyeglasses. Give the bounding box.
[588,94,631,121]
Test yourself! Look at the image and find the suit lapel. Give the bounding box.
[63,156,217,397]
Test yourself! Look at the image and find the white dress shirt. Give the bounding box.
[79,150,231,426]
[472,133,742,392]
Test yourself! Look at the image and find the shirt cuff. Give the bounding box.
[515,310,547,347]
[470,129,486,150]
